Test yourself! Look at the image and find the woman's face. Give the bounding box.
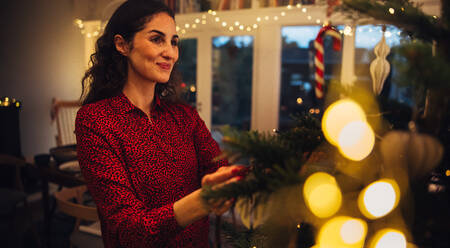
[123,12,179,84]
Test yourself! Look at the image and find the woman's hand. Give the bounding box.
[201,165,248,215]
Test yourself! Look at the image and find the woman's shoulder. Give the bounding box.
[76,98,115,126]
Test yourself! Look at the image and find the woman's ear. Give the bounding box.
[114,34,130,56]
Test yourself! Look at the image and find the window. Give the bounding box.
[178,39,197,107]
[212,36,253,131]
[279,25,343,130]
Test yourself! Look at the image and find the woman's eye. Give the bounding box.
[150,36,163,44]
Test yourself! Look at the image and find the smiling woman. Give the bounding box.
[76,1,246,247]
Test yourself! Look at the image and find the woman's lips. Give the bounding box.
[157,63,171,70]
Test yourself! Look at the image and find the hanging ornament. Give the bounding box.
[380,128,444,179]
[314,25,342,99]
[370,26,391,95]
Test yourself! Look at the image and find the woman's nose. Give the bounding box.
[162,43,178,60]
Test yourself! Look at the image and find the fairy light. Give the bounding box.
[445,169,450,176]
[316,19,321,24]
[343,26,353,36]
[317,216,367,247]
[307,15,312,20]
[358,179,400,219]
[281,12,286,16]
[273,16,279,21]
[253,24,258,29]
[389,8,395,14]
[207,9,212,14]
[211,11,217,16]
[370,229,406,248]
[201,20,206,24]
[192,24,197,28]
[195,18,200,23]
[264,16,269,20]
[256,17,261,22]
[287,5,292,9]
[296,3,302,8]
[185,23,190,28]
[303,172,342,218]
[229,26,234,31]
[296,98,303,104]
[215,17,220,22]
[176,26,180,31]
[234,21,240,26]
[202,14,207,19]
[181,29,186,34]
[239,25,244,30]
[246,26,251,31]
[302,7,307,13]
[190,85,196,92]
[222,22,227,27]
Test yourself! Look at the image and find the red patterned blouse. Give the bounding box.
[75,92,226,248]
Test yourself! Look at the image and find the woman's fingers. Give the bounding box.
[202,165,247,186]
[210,198,235,216]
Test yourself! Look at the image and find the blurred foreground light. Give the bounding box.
[317,216,367,248]
[303,172,342,218]
[369,229,406,248]
[322,99,366,146]
[338,121,375,161]
[358,179,400,219]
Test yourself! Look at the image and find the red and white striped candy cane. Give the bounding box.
[314,25,342,98]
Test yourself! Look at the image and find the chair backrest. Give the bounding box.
[51,98,81,146]
[53,185,99,222]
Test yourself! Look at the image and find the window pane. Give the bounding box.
[178,39,197,108]
[279,26,343,130]
[212,36,253,131]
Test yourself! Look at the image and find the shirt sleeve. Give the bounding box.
[190,108,228,178]
[75,111,183,247]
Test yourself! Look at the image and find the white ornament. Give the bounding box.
[370,34,391,95]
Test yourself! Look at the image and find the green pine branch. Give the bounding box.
[202,114,323,203]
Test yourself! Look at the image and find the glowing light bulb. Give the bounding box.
[185,23,190,28]
[344,26,353,36]
[296,98,303,104]
[281,12,286,16]
[274,16,279,21]
[192,24,197,28]
[307,15,312,20]
[316,19,321,24]
[215,17,220,22]
[287,5,292,9]
[303,172,342,218]
[358,179,400,219]
[370,229,406,248]
[389,8,395,14]
[317,216,367,248]
[340,219,366,244]
[264,16,269,20]
[229,26,234,31]
[302,8,307,13]
[201,20,206,24]
[222,22,227,27]
[239,25,244,30]
[176,26,180,31]
[234,21,240,26]
[256,17,261,22]
[246,27,251,31]
[337,121,375,161]
[190,85,196,92]
[195,18,200,23]
[181,29,186,34]
[253,24,258,29]
[322,99,366,146]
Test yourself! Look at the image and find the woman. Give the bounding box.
[75,1,244,247]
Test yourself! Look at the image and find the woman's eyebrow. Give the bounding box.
[149,29,179,39]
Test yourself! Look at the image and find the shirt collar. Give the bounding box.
[110,92,162,115]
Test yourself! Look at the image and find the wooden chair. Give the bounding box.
[51,98,81,147]
[53,185,103,248]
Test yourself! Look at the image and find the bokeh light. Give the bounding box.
[358,179,400,219]
[322,99,366,146]
[303,172,342,218]
[317,216,367,248]
[337,121,375,161]
[370,229,406,248]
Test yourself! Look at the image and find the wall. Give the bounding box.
[0,0,85,159]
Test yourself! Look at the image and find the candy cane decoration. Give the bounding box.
[314,25,342,98]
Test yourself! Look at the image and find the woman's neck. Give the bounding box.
[122,77,156,117]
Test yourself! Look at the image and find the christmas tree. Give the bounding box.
[202,1,450,247]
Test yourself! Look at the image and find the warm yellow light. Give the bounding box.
[185,23,190,28]
[253,24,258,29]
[256,17,261,22]
[201,20,207,25]
[303,172,342,218]
[195,18,200,23]
[246,27,251,31]
[340,219,366,244]
[281,12,286,16]
[264,16,269,20]
[322,99,367,146]
[229,26,234,31]
[358,179,400,219]
[307,15,312,20]
[389,8,395,14]
[274,16,278,21]
[215,17,220,22]
[302,8,307,13]
[222,22,227,27]
[234,21,240,26]
[190,85,196,92]
[317,216,367,248]
[445,169,450,176]
[239,25,244,30]
[337,121,375,161]
[344,26,353,36]
[370,229,406,248]
[296,97,303,104]
[181,29,186,34]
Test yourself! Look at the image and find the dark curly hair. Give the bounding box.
[80,0,181,105]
